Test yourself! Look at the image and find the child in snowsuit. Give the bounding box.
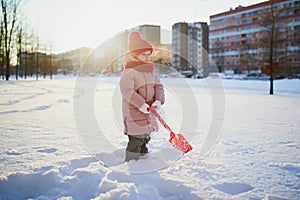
[120,31,165,161]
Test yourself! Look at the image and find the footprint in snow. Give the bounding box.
[5,151,24,156]
[37,148,57,153]
[212,182,254,195]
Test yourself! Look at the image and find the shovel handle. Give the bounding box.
[148,107,173,134]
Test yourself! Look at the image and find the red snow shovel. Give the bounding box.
[149,107,193,154]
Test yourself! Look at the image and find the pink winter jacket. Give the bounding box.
[120,55,165,135]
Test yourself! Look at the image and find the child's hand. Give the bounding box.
[139,103,150,114]
[152,100,162,110]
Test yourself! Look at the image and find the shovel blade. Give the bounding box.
[169,132,193,154]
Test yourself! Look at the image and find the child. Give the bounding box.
[120,31,165,161]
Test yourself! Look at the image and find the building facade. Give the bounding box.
[172,22,209,74]
[209,0,300,76]
[54,47,94,74]
[172,23,188,70]
[138,24,161,45]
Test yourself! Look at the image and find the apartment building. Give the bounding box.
[54,47,94,73]
[138,24,161,45]
[209,0,300,76]
[172,22,209,74]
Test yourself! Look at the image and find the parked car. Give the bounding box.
[181,70,193,78]
[289,73,300,79]
[169,72,185,78]
[243,72,270,80]
[192,72,204,79]
[208,73,225,79]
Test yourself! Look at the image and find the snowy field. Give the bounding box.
[0,76,299,200]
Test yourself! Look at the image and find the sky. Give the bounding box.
[22,0,266,54]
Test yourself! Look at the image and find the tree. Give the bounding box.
[23,28,35,79]
[1,0,20,81]
[152,45,172,66]
[49,43,52,80]
[256,0,283,95]
[255,0,300,94]
[214,39,225,73]
[0,19,4,79]
[240,35,262,73]
[16,20,29,79]
[35,35,39,80]
[16,23,22,80]
[269,1,275,95]
[240,46,252,73]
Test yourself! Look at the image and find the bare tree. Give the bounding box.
[239,34,262,74]
[16,23,22,80]
[1,0,20,81]
[35,35,39,80]
[49,43,52,80]
[0,19,4,79]
[23,28,35,79]
[26,29,37,78]
[255,0,299,94]
[256,0,281,95]
[267,1,276,95]
[43,43,47,79]
[17,21,29,79]
[240,46,252,73]
[214,39,225,73]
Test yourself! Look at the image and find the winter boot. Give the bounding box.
[125,135,144,162]
[125,150,141,162]
[140,136,151,156]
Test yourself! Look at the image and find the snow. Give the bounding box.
[0,76,299,199]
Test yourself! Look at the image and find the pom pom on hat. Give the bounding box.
[128,31,153,57]
[129,31,142,41]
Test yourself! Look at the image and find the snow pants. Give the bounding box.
[125,134,151,161]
